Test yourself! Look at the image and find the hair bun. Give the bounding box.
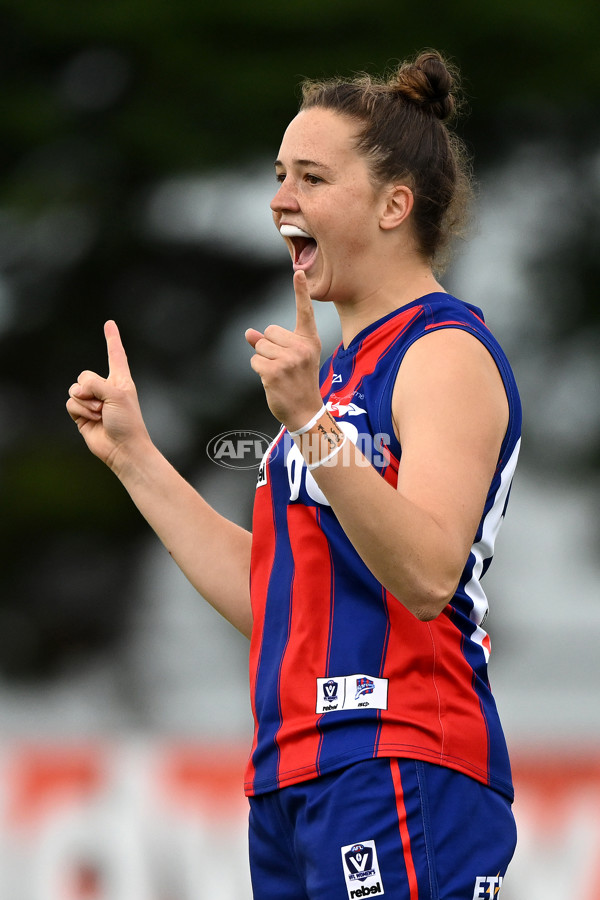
[390,50,456,121]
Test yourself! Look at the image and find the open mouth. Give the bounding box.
[279,224,318,269]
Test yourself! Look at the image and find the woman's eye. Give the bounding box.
[305,174,321,185]
[275,172,286,184]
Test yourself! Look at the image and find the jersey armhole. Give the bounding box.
[376,323,522,465]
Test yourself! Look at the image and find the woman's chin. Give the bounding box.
[301,270,331,302]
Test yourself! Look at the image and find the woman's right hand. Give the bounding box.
[66,320,152,476]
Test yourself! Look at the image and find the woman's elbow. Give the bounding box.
[399,574,460,621]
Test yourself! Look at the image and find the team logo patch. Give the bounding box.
[341,840,384,898]
[355,677,374,699]
[316,675,388,714]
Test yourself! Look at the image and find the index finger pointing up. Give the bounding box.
[104,320,132,381]
[293,271,319,338]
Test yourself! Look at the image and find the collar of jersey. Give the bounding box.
[335,292,453,358]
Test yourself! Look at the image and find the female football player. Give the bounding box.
[68,49,520,899]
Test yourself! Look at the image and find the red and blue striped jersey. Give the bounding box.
[245,293,521,801]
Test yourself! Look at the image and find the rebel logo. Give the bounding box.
[350,885,382,898]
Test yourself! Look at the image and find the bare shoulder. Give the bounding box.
[399,326,504,387]
[392,326,509,446]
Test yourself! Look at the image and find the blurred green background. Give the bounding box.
[0,0,598,726]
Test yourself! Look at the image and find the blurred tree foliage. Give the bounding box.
[0,0,599,679]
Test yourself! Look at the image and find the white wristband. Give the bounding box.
[307,434,348,470]
[288,404,327,437]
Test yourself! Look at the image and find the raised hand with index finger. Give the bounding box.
[245,271,324,432]
[66,320,152,476]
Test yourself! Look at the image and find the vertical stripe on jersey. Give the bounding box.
[445,439,522,789]
[314,515,391,769]
[372,585,392,758]
[246,446,277,791]
[376,600,447,754]
[246,433,295,793]
[274,504,333,785]
[376,599,493,785]
[464,440,521,663]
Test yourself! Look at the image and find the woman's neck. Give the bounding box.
[334,267,444,348]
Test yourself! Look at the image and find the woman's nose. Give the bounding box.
[270,178,299,213]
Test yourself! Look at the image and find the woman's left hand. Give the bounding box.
[245,271,324,430]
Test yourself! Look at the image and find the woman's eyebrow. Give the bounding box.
[274,158,334,175]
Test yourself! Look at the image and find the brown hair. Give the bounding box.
[299,50,472,271]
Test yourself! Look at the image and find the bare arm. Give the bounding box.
[308,327,508,619]
[246,272,507,621]
[67,321,253,638]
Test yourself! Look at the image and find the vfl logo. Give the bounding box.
[331,373,343,383]
[323,680,338,702]
[355,677,374,700]
[341,840,384,898]
[345,844,375,882]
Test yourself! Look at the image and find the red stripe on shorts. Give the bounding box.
[390,759,419,900]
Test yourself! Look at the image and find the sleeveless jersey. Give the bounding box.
[245,292,521,801]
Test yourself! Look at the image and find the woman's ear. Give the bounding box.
[379,184,414,231]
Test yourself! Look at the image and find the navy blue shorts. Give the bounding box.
[248,757,516,900]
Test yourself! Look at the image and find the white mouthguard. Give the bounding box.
[280,225,312,239]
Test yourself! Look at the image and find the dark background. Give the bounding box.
[1,0,599,690]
